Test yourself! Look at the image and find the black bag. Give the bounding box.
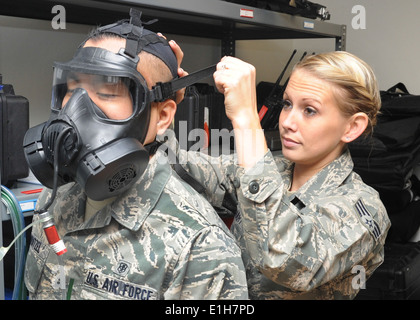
[386,188,420,243]
[350,117,420,193]
[349,84,420,194]
[224,0,331,20]
[349,83,420,242]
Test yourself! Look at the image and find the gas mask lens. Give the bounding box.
[52,68,140,121]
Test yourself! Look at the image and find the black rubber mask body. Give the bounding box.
[23,47,151,200]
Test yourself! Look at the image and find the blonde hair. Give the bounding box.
[293,51,381,136]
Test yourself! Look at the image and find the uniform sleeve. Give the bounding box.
[163,226,248,300]
[236,150,390,292]
[161,129,239,208]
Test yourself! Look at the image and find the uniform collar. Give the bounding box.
[52,182,89,235]
[286,148,354,207]
[52,149,170,233]
[110,149,171,231]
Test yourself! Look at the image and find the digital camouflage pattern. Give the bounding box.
[24,149,248,300]
[171,133,391,300]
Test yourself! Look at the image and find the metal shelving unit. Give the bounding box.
[0,0,346,55]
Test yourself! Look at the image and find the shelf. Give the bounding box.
[0,0,346,54]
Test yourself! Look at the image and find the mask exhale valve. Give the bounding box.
[38,211,67,256]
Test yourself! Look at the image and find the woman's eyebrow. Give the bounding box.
[302,97,322,105]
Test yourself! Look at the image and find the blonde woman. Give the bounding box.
[169,47,391,299]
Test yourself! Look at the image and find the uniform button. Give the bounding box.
[249,180,260,194]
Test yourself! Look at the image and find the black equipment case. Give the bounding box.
[0,76,30,186]
[174,84,231,151]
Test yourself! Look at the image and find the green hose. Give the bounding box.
[1,185,27,300]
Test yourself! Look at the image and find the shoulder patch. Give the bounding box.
[355,199,381,241]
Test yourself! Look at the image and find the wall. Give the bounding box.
[318,0,420,93]
[0,16,91,126]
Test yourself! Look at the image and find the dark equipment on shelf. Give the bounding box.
[0,74,29,187]
[174,83,230,152]
[225,0,331,20]
[258,50,309,132]
[258,49,297,130]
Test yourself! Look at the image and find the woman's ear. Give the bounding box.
[342,112,369,143]
[156,99,177,135]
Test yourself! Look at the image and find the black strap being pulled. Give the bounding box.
[165,147,206,194]
[172,161,206,194]
[151,64,217,102]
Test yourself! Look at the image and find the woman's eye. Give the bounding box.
[281,99,293,109]
[304,107,317,116]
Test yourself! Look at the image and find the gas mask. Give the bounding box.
[23,9,215,201]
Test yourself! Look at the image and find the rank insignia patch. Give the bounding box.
[355,199,381,241]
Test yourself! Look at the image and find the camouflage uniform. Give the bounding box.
[172,134,391,300]
[24,149,248,300]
